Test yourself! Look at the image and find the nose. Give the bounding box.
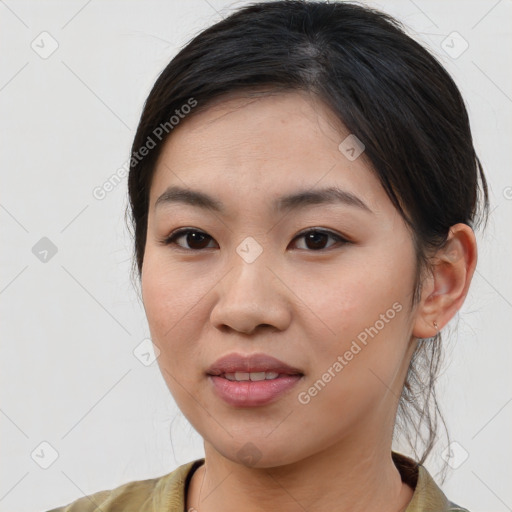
[209,250,292,335]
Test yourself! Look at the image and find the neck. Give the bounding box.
[187,435,414,512]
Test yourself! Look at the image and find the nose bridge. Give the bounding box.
[226,236,273,304]
[210,236,290,333]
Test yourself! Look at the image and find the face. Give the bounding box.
[141,91,420,467]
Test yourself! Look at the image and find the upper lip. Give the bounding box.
[207,352,303,376]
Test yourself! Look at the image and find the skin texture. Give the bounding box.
[141,90,477,512]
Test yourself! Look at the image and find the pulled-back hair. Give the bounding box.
[126,0,489,474]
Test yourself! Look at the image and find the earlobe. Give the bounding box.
[412,223,477,339]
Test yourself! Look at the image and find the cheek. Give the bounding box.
[142,249,206,334]
[141,260,206,413]
[298,255,414,386]
[141,255,201,373]
[302,258,409,337]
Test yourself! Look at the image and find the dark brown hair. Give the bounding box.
[126,0,489,475]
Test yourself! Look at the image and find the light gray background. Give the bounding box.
[1,1,510,511]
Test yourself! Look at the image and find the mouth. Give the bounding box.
[220,371,298,381]
[208,373,304,407]
[206,352,304,378]
[206,352,304,407]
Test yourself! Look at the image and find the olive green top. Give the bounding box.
[45,451,469,512]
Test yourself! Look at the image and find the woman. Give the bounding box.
[47,1,489,510]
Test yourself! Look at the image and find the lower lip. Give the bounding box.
[208,374,303,407]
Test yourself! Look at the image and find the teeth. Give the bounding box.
[224,371,280,381]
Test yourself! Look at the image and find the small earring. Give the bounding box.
[433,321,439,333]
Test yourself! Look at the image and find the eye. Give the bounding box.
[291,228,349,251]
[159,227,349,252]
[160,228,217,250]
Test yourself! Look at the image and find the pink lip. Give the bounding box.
[206,352,304,407]
[206,352,303,376]
[208,375,303,407]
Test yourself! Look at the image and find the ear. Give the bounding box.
[412,223,478,339]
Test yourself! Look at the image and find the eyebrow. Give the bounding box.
[154,185,373,214]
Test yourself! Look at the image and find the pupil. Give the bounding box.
[307,232,327,250]
[188,231,209,249]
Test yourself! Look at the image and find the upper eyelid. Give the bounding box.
[168,227,344,239]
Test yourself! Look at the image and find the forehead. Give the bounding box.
[149,91,386,215]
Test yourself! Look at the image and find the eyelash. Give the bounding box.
[158,227,350,252]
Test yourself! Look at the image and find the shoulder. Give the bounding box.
[392,451,472,512]
[42,459,204,512]
[447,502,471,512]
[43,476,163,512]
